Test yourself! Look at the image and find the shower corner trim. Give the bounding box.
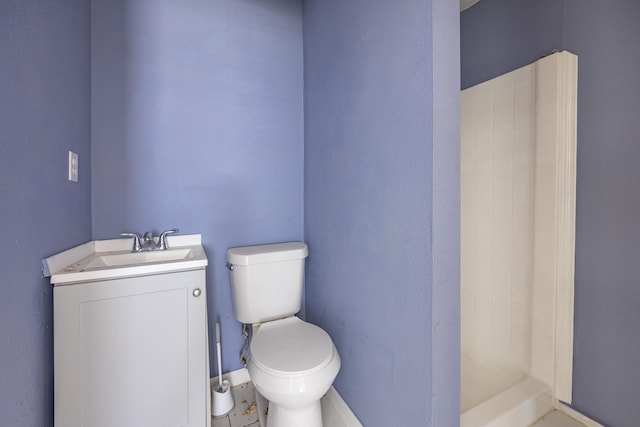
[552,50,578,404]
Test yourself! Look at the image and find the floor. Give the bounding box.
[530,411,588,427]
[217,380,588,427]
[212,382,266,427]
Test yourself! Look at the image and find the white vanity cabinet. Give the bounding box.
[54,270,208,427]
[46,235,210,427]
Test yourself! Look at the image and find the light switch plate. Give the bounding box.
[68,151,78,182]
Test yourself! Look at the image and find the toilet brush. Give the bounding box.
[212,321,234,417]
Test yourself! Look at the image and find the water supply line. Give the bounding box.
[240,323,249,367]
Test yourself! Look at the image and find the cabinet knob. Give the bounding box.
[193,288,201,297]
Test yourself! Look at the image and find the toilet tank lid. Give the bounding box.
[226,242,308,266]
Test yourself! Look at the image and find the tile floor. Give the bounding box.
[530,411,588,427]
[212,382,266,427]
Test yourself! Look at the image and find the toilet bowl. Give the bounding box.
[247,316,340,427]
[226,242,341,427]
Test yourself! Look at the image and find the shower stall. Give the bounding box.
[460,51,578,427]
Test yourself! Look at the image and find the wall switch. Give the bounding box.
[68,151,78,182]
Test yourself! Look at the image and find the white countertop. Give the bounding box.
[43,234,208,285]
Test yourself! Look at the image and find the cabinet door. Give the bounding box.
[54,269,208,427]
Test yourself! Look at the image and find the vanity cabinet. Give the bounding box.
[53,269,209,427]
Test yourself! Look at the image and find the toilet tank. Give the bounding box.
[226,242,308,324]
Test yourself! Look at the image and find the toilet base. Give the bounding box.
[266,400,322,427]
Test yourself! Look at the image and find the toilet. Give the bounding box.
[226,242,340,427]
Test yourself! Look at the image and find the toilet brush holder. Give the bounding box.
[212,379,234,417]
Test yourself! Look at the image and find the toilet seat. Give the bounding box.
[250,316,335,377]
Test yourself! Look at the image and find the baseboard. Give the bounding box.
[210,367,251,389]
[557,402,605,427]
[211,369,363,427]
[322,386,363,427]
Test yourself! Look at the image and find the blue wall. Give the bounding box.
[563,1,640,425]
[461,0,564,89]
[91,0,304,373]
[303,1,460,425]
[1,1,462,425]
[462,1,640,425]
[0,1,92,426]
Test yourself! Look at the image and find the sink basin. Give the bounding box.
[83,248,193,270]
[43,234,208,285]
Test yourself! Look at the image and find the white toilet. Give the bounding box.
[226,242,340,427]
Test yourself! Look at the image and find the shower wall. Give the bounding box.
[461,52,575,394]
[461,61,536,373]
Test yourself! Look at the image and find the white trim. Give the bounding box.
[211,369,362,427]
[557,402,605,427]
[553,51,578,403]
[322,386,363,427]
[210,367,252,388]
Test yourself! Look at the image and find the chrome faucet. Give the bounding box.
[120,232,142,252]
[156,229,178,250]
[120,229,178,252]
[142,231,155,250]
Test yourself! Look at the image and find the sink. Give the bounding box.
[43,234,208,285]
[83,248,193,270]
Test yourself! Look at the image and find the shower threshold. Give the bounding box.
[461,376,552,427]
[461,353,553,427]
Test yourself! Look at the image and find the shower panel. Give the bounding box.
[460,51,577,427]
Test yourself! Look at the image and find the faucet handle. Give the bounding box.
[120,232,142,252]
[157,229,178,250]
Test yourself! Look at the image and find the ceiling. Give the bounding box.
[460,0,481,12]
